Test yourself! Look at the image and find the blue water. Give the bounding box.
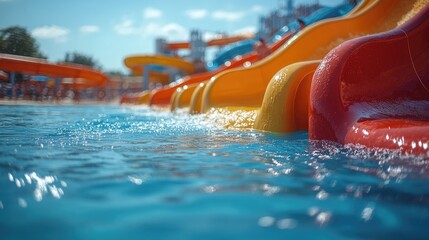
[1,105,428,240]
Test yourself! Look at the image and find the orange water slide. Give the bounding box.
[149,32,293,106]
[200,0,421,112]
[166,34,253,51]
[124,54,194,86]
[0,54,108,88]
[120,55,195,104]
[206,35,253,47]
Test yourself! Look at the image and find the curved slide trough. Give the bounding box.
[309,4,429,155]
[200,0,422,113]
[165,34,252,51]
[150,33,291,107]
[0,54,108,88]
[166,2,360,111]
[121,55,194,104]
[124,55,195,76]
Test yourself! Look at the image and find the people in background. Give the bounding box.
[348,0,358,6]
[254,38,272,60]
[297,18,306,31]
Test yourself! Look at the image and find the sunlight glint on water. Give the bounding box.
[0,105,428,240]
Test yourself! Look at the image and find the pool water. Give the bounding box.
[1,105,428,239]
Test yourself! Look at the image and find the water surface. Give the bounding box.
[1,105,428,239]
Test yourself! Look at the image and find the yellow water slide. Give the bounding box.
[200,0,420,115]
[167,0,371,111]
[124,55,195,75]
[170,84,199,111]
[122,55,195,104]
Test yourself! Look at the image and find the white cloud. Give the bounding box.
[114,19,140,35]
[113,18,188,41]
[202,31,217,41]
[212,10,245,22]
[160,23,188,40]
[32,25,70,42]
[80,25,100,33]
[143,7,162,19]
[185,9,208,19]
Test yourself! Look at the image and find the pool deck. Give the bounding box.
[0,99,119,106]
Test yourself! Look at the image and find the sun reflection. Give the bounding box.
[203,185,218,193]
[361,205,375,221]
[262,184,280,196]
[277,218,298,229]
[316,211,332,225]
[316,190,328,200]
[258,216,275,227]
[128,176,144,185]
[8,172,67,203]
[258,216,298,229]
[18,198,27,208]
[308,206,320,217]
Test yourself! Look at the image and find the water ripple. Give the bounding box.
[1,105,429,239]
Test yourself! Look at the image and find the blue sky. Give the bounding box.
[0,0,343,73]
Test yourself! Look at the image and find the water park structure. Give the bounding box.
[3,2,429,238]
[0,54,108,101]
[0,0,427,156]
[119,0,429,156]
[121,0,356,106]
[120,31,254,104]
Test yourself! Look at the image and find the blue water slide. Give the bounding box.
[270,2,356,44]
[207,39,257,71]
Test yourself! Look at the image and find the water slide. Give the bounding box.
[0,53,108,88]
[169,3,362,112]
[309,3,429,155]
[131,2,358,107]
[124,55,195,75]
[120,55,195,104]
[254,0,429,134]
[208,3,356,72]
[165,34,252,51]
[207,39,256,71]
[200,0,422,114]
[148,33,291,106]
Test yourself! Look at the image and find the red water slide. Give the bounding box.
[0,54,108,88]
[309,5,429,155]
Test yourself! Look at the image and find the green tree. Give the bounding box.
[64,52,101,70]
[0,26,46,58]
